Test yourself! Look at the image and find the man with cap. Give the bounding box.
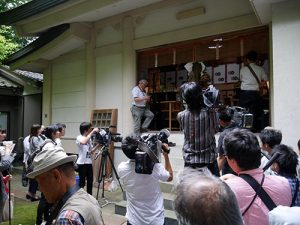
[27,147,104,225]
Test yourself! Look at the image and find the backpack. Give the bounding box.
[26,139,55,174]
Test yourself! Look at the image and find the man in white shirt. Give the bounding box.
[118,136,173,225]
[239,51,268,131]
[131,79,154,136]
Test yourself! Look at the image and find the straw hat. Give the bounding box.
[27,147,77,179]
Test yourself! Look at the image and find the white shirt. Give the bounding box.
[76,135,93,164]
[23,135,30,163]
[240,63,268,91]
[55,138,62,147]
[269,206,300,225]
[132,86,147,107]
[118,160,169,225]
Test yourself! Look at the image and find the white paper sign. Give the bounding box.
[226,63,240,83]
[213,64,226,84]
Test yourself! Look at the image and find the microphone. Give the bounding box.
[263,152,281,172]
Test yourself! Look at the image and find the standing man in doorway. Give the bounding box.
[131,79,154,136]
[239,51,268,132]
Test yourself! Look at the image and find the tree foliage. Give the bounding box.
[0,0,32,63]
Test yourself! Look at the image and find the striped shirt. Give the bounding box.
[177,108,218,165]
[56,210,84,225]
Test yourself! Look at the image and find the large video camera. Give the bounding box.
[92,127,123,147]
[135,129,171,175]
[228,106,253,129]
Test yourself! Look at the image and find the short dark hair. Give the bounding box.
[223,128,261,170]
[218,108,232,122]
[180,82,204,111]
[44,124,59,140]
[246,51,258,62]
[56,123,66,132]
[271,144,298,177]
[79,122,92,135]
[297,139,300,150]
[121,136,138,159]
[173,168,243,225]
[259,128,282,148]
[30,124,41,137]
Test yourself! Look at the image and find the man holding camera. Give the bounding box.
[118,136,173,225]
[131,79,154,136]
[76,122,100,195]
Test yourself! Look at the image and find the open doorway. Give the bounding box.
[137,26,270,132]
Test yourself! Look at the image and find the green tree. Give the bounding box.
[0,0,32,63]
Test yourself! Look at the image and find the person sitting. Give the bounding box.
[27,147,104,225]
[270,144,300,206]
[173,168,243,225]
[221,128,292,225]
[118,136,173,225]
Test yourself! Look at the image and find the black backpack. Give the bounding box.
[26,139,56,174]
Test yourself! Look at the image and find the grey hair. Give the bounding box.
[139,79,148,85]
[173,168,243,225]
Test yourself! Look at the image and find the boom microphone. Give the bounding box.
[263,152,281,172]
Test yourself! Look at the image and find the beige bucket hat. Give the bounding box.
[27,147,77,179]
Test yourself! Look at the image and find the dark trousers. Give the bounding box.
[185,160,220,177]
[239,90,263,131]
[36,193,51,225]
[28,178,38,194]
[78,164,93,195]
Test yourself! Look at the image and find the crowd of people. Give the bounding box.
[1,50,299,225]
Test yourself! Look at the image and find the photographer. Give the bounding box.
[118,136,173,225]
[76,122,100,195]
[177,82,219,176]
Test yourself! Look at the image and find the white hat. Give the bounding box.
[27,147,77,179]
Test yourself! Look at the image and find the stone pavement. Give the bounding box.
[8,167,127,225]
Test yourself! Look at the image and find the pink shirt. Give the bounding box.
[225,168,292,225]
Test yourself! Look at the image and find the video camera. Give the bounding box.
[92,127,123,147]
[229,106,253,129]
[135,129,171,175]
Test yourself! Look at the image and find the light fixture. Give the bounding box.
[208,45,223,49]
[176,7,205,20]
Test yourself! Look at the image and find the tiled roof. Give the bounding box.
[0,76,19,88]
[2,65,43,82]
[0,0,70,25]
[14,69,43,82]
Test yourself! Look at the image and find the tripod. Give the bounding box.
[95,145,123,207]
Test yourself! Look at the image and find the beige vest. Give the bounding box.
[57,188,104,225]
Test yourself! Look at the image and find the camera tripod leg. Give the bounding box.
[96,152,107,200]
[107,151,124,192]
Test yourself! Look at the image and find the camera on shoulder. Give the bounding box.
[134,129,171,175]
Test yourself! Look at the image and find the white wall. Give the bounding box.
[271,0,300,150]
[95,53,123,131]
[51,59,86,153]
[135,0,253,39]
